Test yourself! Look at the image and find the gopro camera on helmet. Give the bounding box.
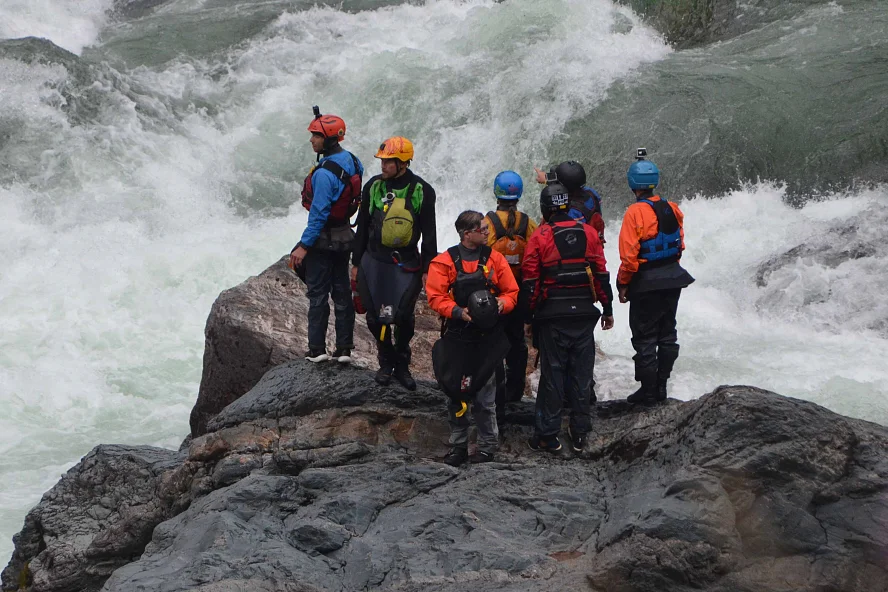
[636,147,647,161]
[312,105,321,119]
[545,168,559,183]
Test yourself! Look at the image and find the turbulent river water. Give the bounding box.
[1,0,886,563]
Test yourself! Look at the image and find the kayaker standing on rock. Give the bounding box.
[289,106,364,364]
[483,171,538,422]
[617,148,694,404]
[351,136,438,390]
[427,210,519,466]
[520,182,614,454]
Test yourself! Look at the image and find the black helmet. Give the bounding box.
[554,161,586,190]
[467,289,499,330]
[539,182,570,217]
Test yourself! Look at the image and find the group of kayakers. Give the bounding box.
[289,108,694,465]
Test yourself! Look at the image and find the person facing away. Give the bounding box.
[536,160,607,404]
[426,210,519,467]
[616,151,694,404]
[289,108,364,364]
[483,171,538,421]
[535,160,606,244]
[351,136,437,391]
[520,182,614,454]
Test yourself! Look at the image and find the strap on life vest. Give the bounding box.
[446,245,500,300]
[542,221,598,300]
[486,211,529,240]
[317,153,359,185]
[382,180,418,214]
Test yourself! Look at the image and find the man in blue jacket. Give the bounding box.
[289,110,364,363]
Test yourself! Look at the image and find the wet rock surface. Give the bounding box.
[5,358,888,592]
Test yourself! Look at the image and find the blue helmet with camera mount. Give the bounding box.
[627,160,660,190]
[493,170,523,200]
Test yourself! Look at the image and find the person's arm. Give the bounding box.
[590,211,605,243]
[586,228,613,317]
[519,230,542,322]
[616,205,643,288]
[671,201,686,254]
[298,168,338,248]
[425,256,458,318]
[491,252,519,313]
[351,179,373,267]
[419,183,438,273]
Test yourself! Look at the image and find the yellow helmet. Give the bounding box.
[375,136,414,162]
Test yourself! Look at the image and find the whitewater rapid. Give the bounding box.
[1,0,886,564]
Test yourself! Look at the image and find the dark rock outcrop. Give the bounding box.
[5,358,888,592]
[189,257,441,437]
[1,446,186,592]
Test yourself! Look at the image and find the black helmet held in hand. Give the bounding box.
[467,289,499,330]
[539,182,570,217]
[553,160,586,190]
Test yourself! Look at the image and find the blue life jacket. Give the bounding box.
[639,198,681,264]
[568,186,602,224]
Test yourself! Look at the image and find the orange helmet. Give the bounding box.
[375,136,414,162]
[307,114,346,141]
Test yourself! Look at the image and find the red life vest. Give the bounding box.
[535,220,600,320]
[301,152,362,226]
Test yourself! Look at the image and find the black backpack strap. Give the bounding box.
[478,245,492,267]
[447,245,463,274]
[349,152,361,178]
[404,181,418,214]
[478,246,501,296]
[516,212,529,238]
[318,159,349,184]
[486,211,508,239]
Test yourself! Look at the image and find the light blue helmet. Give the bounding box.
[627,160,660,190]
[493,170,523,200]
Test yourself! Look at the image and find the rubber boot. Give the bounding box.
[656,379,668,401]
[627,380,658,403]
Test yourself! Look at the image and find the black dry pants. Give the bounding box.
[628,288,682,386]
[534,318,597,438]
[495,308,528,412]
[364,272,423,370]
[305,249,354,350]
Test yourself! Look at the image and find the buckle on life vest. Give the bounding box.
[382,191,396,213]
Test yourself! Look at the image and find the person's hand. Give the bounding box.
[618,286,629,303]
[601,315,614,331]
[496,297,505,313]
[534,167,547,185]
[289,245,308,270]
[462,308,473,323]
[350,266,358,282]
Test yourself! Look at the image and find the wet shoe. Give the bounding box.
[567,427,587,453]
[375,365,394,386]
[332,348,352,363]
[305,348,329,363]
[469,450,495,463]
[442,447,468,467]
[528,434,562,453]
[393,366,416,391]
